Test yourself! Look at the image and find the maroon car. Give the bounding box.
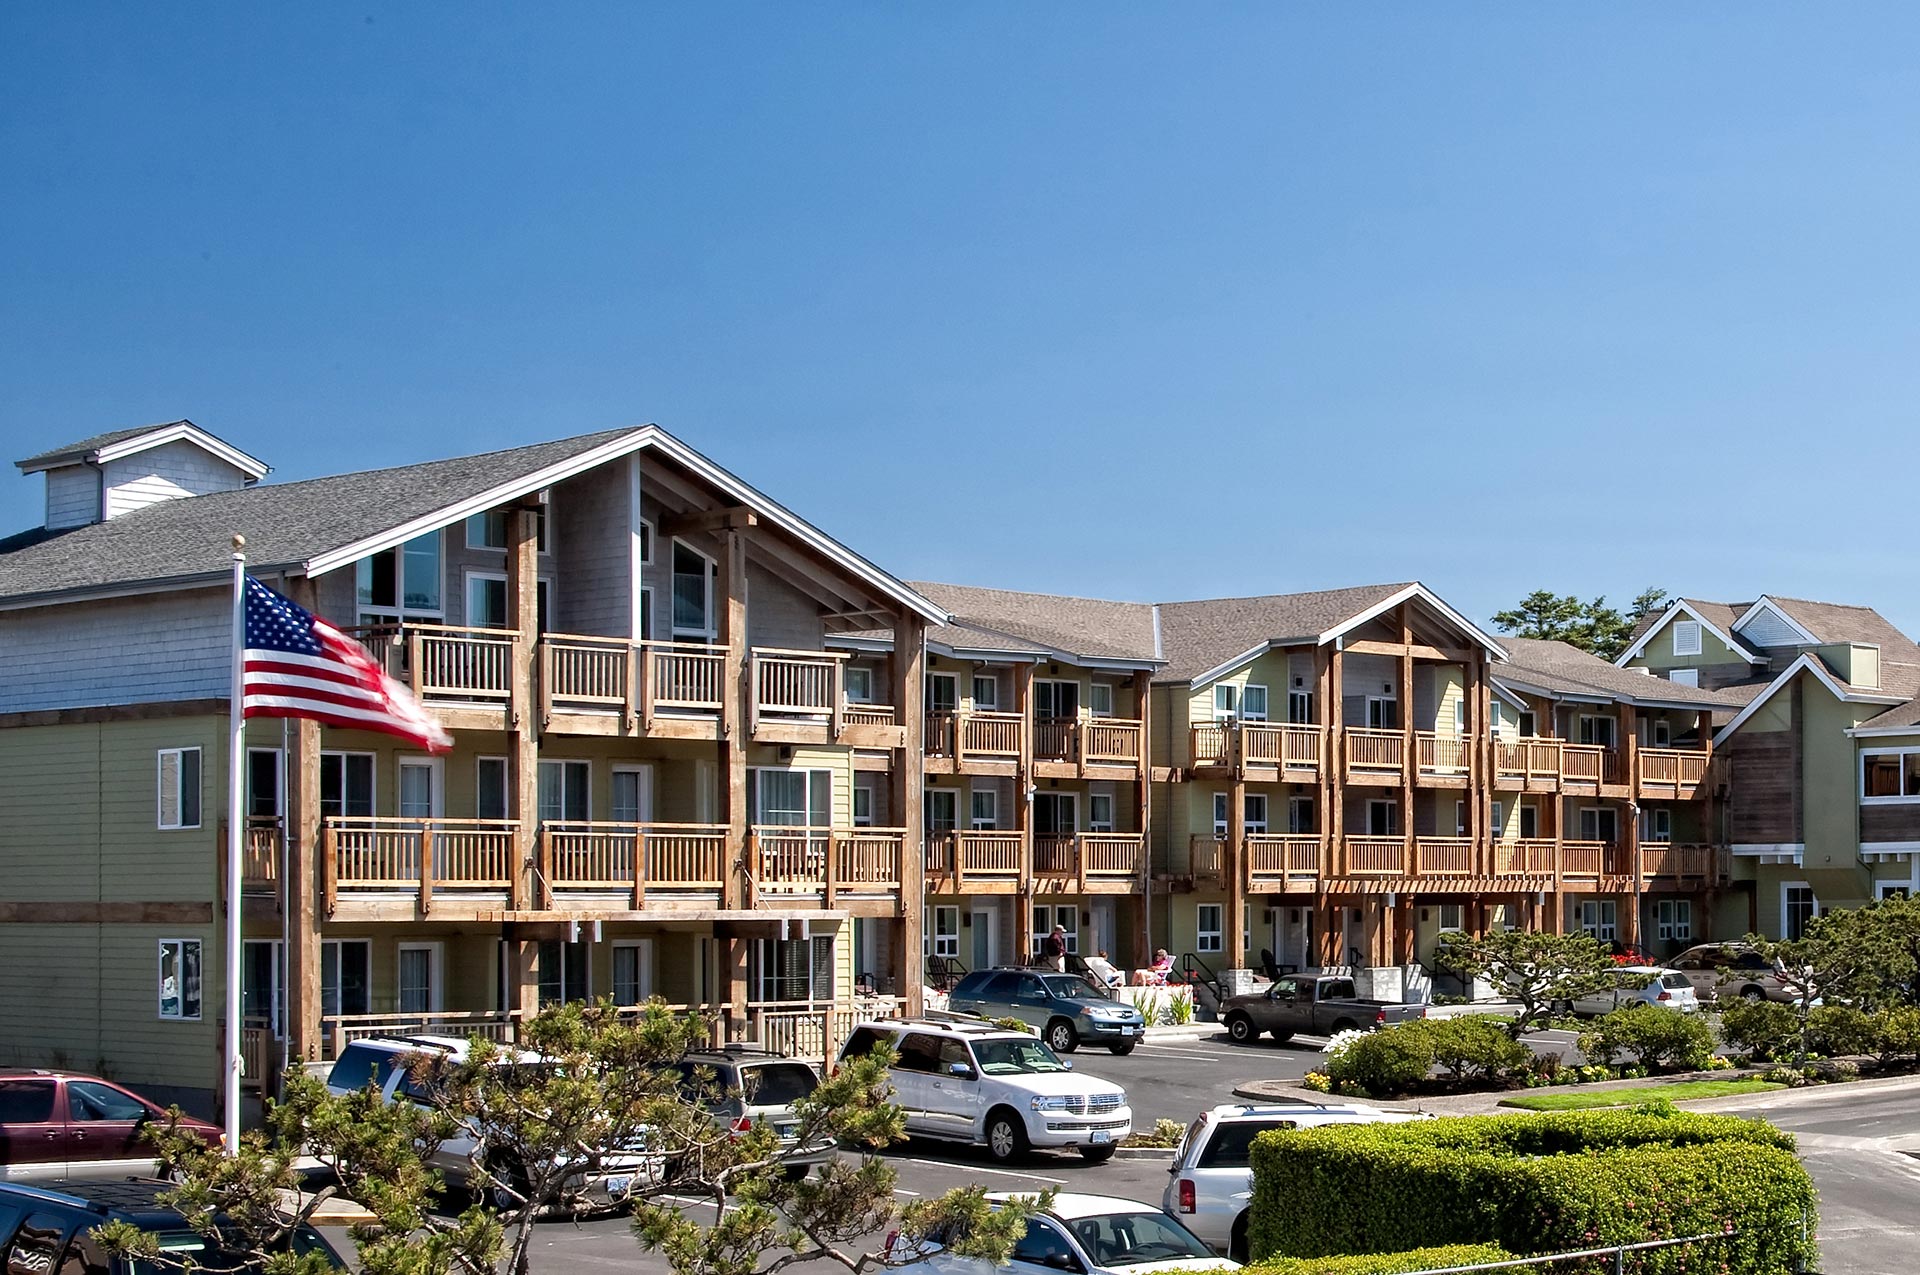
[0,1069,222,1178]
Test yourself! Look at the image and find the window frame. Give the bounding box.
[670,538,718,642]
[1365,799,1399,837]
[1239,684,1268,723]
[970,673,998,711]
[970,786,999,831]
[1088,681,1116,718]
[1579,714,1618,749]
[157,747,203,831]
[158,937,204,1021]
[320,750,377,819]
[1286,689,1314,724]
[1655,899,1693,942]
[852,779,875,828]
[1087,791,1115,833]
[932,905,960,959]
[1782,883,1819,942]
[537,759,591,823]
[845,666,875,705]
[321,938,372,1019]
[465,507,549,554]
[1212,684,1237,722]
[612,938,655,1005]
[1672,620,1703,657]
[1366,695,1399,730]
[356,530,444,624]
[750,767,832,827]
[1669,668,1700,689]
[1196,903,1224,954]
[1861,748,1920,804]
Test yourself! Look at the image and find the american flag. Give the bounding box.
[242,576,452,750]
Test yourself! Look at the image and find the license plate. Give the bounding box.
[1130,1026,1144,1037]
[1090,1130,1111,1144]
[606,1176,632,1197]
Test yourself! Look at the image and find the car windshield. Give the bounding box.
[971,1038,1072,1075]
[127,1227,343,1275]
[1042,976,1107,1002]
[1066,1211,1215,1268]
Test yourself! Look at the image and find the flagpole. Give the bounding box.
[225,536,246,1154]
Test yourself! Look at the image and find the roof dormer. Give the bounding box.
[1731,596,1819,650]
[15,420,268,529]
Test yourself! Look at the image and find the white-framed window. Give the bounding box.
[755,935,834,1003]
[1673,620,1702,658]
[749,768,831,827]
[1579,715,1618,748]
[1862,749,1920,803]
[1491,801,1504,838]
[1517,710,1537,737]
[320,752,375,819]
[1212,792,1230,837]
[1489,701,1503,732]
[1655,899,1692,942]
[1437,904,1465,933]
[397,942,443,1014]
[1287,690,1314,724]
[538,940,590,1006]
[321,939,371,1018]
[246,747,283,821]
[1088,792,1115,833]
[925,789,958,832]
[1240,685,1268,722]
[1454,800,1469,837]
[612,939,655,1005]
[538,759,590,822]
[157,747,202,830]
[1669,669,1700,689]
[1652,718,1672,748]
[397,756,444,820]
[1783,884,1819,941]
[1213,685,1238,722]
[1089,682,1115,718]
[157,938,203,1021]
[1035,680,1080,721]
[463,569,551,632]
[852,780,875,827]
[1031,905,1078,955]
[1243,793,1268,834]
[1575,899,1618,942]
[1366,800,1399,836]
[465,507,548,552]
[846,666,874,704]
[356,530,443,624]
[931,906,960,959]
[1196,904,1223,954]
[1578,806,1618,842]
[1454,697,1468,734]
[638,585,653,642]
[636,518,654,566]
[1288,796,1316,834]
[926,672,959,714]
[475,757,509,820]
[1641,806,1672,842]
[1367,696,1399,730]
[971,674,998,710]
[671,539,717,640]
[970,787,998,830]
[612,765,653,824]
[1881,883,1912,901]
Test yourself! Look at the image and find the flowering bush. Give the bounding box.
[1322,1028,1369,1062]
[1324,1022,1435,1097]
[1301,1070,1334,1093]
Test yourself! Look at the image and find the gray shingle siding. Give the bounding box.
[0,590,229,712]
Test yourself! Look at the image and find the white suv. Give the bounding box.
[837,1019,1131,1164]
[1162,1102,1421,1260]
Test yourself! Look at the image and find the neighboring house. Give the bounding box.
[0,421,944,1113]
[1618,595,1920,936]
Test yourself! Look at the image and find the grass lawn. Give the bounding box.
[1498,1079,1786,1111]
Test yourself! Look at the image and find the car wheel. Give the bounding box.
[986,1108,1030,1164]
[1046,1018,1079,1053]
[1225,1013,1257,1044]
[483,1154,530,1213]
[1079,1144,1116,1164]
[1107,1040,1136,1055]
[1270,1029,1295,1043]
[1229,1213,1251,1264]
[1741,986,1766,1002]
[1549,998,1572,1017]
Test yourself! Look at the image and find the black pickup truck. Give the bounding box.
[1220,974,1427,1044]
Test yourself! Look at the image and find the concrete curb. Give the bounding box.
[1112,1145,1177,1160]
[1141,1025,1221,1043]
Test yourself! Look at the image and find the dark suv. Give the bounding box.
[947,968,1146,1054]
[0,1178,344,1274]
[675,1047,835,1174]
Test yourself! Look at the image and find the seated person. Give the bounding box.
[1082,948,1124,989]
[1133,948,1175,986]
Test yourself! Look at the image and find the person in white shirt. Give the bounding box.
[1083,948,1123,989]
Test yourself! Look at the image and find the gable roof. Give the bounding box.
[1715,651,1907,745]
[911,581,1160,667]
[0,425,946,624]
[1858,696,1920,733]
[1615,599,1761,667]
[1494,636,1743,711]
[16,420,268,480]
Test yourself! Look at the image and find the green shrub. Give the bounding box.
[1246,1109,1814,1275]
[1875,1005,1920,1062]
[1255,1244,1511,1274]
[1424,1016,1531,1085]
[1807,1004,1876,1057]
[1578,1003,1715,1072]
[1324,1022,1434,1096]
[1718,997,1798,1061]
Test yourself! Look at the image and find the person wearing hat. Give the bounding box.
[1042,923,1068,972]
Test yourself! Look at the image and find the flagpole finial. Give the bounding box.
[232,534,246,551]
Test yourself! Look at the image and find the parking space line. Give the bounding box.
[1129,1046,1226,1060]
[902,1158,1067,1185]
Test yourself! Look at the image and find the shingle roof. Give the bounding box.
[14,423,186,470]
[1154,583,1415,682]
[0,429,634,604]
[1767,596,1920,659]
[1863,697,1920,731]
[909,581,1160,665]
[1496,636,1744,709]
[1625,598,1748,647]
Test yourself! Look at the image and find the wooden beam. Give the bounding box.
[893,611,927,1012]
[659,506,758,537]
[1399,607,1414,877]
[1132,669,1154,971]
[507,506,541,924]
[1342,639,1473,663]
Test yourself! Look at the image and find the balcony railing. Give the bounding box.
[327,817,519,901]
[1033,833,1144,886]
[751,827,906,895]
[1415,732,1470,776]
[1638,749,1710,793]
[926,710,1023,760]
[1414,836,1474,875]
[1083,720,1144,765]
[650,642,726,711]
[1247,833,1319,883]
[540,821,728,899]
[1639,841,1718,879]
[243,817,282,891]
[751,647,848,721]
[1560,745,1624,785]
[1496,737,1563,783]
[1344,836,1404,875]
[1559,839,1633,879]
[1190,723,1230,767]
[925,830,1022,881]
[1033,719,1076,762]
[349,622,518,702]
[1246,724,1323,769]
[1345,728,1404,773]
[1494,838,1557,876]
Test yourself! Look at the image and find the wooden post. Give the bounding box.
[419,822,435,918]
[824,830,840,908]
[1329,645,1346,874]
[1014,661,1036,963]
[1399,608,1415,879]
[1227,776,1247,969]
[284,707,323,1064]
[321,823,337,918]
[720,530,749,913]
[624,645,640,731]
[537,828,553,910]
[507,504,541,922]
[632,828,647,911]
[1622,703,1642,950]
[892,611,928,1013]
[1132,668,1153,972]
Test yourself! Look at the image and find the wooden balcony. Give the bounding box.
[1559,839,1631,881]
[1414,732,1471,786]
[539,821,729,904]
[752,650,906,747]
[1032,833,1144,890]
[1496,737,1564,788]
[1559,744,1625,788]
[749,827,907,901]
[1343,836,1405,876]
[1033,717,1145,772]
[1246,834,1320,890]
[325,817,519,913]
[1414,836,1474,876]
[1493,838,1557,878]
[925,830,1023,885]
[243,816,282,893]
[350,622,517,704]
[1182,834,1228,881]
[1344,728,1404,782]
[1638,841,1723,883]
[1637,749,1711,799]
[1190,723,1325,774]
[925,711,1023,766]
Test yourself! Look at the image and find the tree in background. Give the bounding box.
[1750,895,1920,1064]
[1490,587,1667,661]
[1432,930,1620,1037]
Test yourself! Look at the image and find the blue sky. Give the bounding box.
[6,6,1919,633]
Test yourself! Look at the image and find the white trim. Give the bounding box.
[22,421,269,479]
[301,425,949,624]
[1716,652,1906,745]
[1668,668,1699,689]
[396,755,446,819]
[1860,746,1920,804]
[668,537,717,642]
[610,763,655,823]
[1615,601,1761,668]
[1318,583,1509,661]
[1848,723,1920,739]
[610,938,656,1004]
[475,755,510,820]
[969,785,999,831]
[1670,619,1703,658]
[396,941,445,1014]
[1780,881,1821,941]
[629,455,650,639]
[1187,642,1279,692]
[1732,597,1820,646]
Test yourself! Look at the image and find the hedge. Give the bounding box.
[1252,1244,1512,1274]
[1247,1110,1816,1275]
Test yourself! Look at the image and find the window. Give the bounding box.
[538,760,590,822]
[1656,899,1692,942]
[1243,793,1268,834]
[322,940,371,1018]
[1240,685,1268,722]
[1519,804,1539,838]
[465,507,547,552]
[1641,807,1672,842]
[636,519,653,566]
[971,674,998,710]
[1881,884,1912,901]
[157,748,202,830]
[755,935,834,1003]
[846,667,874,704]
[538,940,590,1006]
[1366,800,1399,837]
[1287,690,1314,724]
[1032,792,1076,836]
[1783,885,1818,941]
[243,939,283,1037]
[1489,701,1503,732]
[1367,696,1399,729]
[1089,682,1115,718]
[852,780,874,827]
[1517,710,1537,737]
[970,788,998,830]
[246,748,283,820]
[750,769,831,826]
[476,757,509,820]
[638,586,653,641]
[1034,680,1079,720]
[1212,792,1230,837]
[1579,715,1618,748]
[926,673,958,714]
[931,907,959,958]
[925,789,957,832]
[320,752,375,818]
[1491,801,1504,838]
[1454,698,1468,734]
[397,757,441,820]
[1669,669,1700,689]
[1575,900,1618,942]
[397,943,441,1014]
[671,540,716,639]
[1652,718,1672,748]
[1862,750,1920,802]
[1213,685,1237,722]
[1578,806,1618,842]
[1196,904,1224,953]
[464,571,550,632]
[612,940,654,1004]
[1031,905,1077,955]
[1437,904,1464,932]
[356,530,442,622]
[611,766,652,823]
[1288,796,1316,834]
[1088,792,1115,833]
[158,939,203,1020]
[1673,620,1702,657]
